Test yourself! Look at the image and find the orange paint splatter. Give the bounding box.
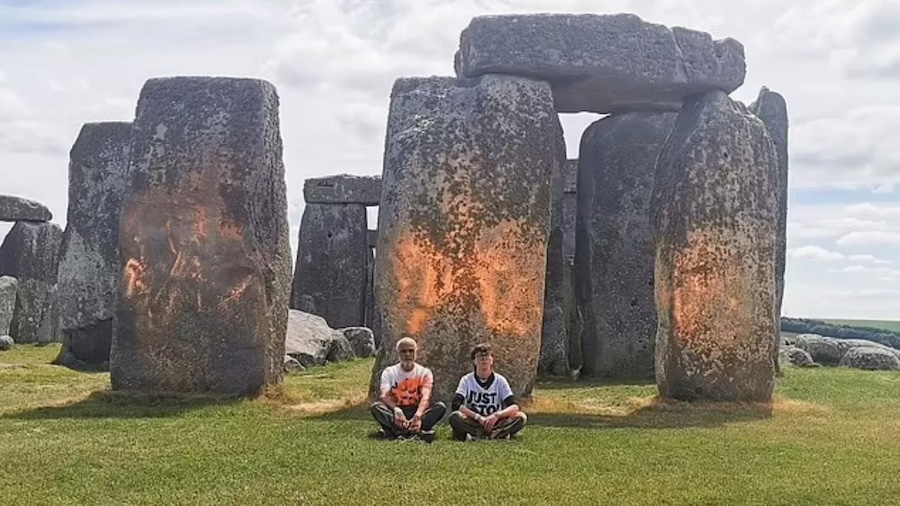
[474,220,546,337]
[223,275,254,304]
[124,258,149,298]
[193,207,208,240]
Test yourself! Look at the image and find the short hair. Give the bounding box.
[396,337,417,351]
[470,342,492,359]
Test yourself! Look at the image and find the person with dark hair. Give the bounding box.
[371,337,446,442]
[448,343,527,440]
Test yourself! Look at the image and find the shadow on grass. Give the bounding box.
[526,401,772,430]
[2,390,242,420]
[298,397,772,430]
[533,376,657,390]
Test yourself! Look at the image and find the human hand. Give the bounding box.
[393,408,408,428]
[483,414,499,432]
[408,415,422,432]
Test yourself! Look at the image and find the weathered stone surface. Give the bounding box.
[456,13,746,114]
[779,345,815,368]
[539,135,569,377]
[12,280,60,344]
[0,221,63,344]
[284,355,304,374]
[562,160,577,260]
[364,246,377,345]
[651,90,778,402]
[303,175,382,205]
[793,334,843,365]
[290,203,368,329]
[111,76,292,396]
[563,159,577,194]
[342,326,375,358]
[794,333,900,365]
[0,276,17,335]
[0,195,52,222]
[563,258,583,373]
[750,87,788,372]
[56,122,131,366]
[577,112,676,378]
[285,310,355,367]
[840,347,900,371]
[371,75,562,402]
[367,229,378,248]
[0,335,12,351]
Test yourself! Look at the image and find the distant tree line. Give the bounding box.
[781,317,900,349]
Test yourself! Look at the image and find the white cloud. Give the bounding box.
[837,231,900,247]
[0,87,31,119]
[790,245,844,261]
[1,0,900,321]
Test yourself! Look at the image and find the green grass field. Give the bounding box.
[821,319,900,333]
[3,344,900,505]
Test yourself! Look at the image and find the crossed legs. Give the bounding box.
[448,411,527,440]
[371,401,446,437]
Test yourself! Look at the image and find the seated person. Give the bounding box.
[448,343,527,440]
[371,337,445,442]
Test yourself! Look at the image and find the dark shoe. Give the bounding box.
[420,430,435,444]
[375,428,396,440]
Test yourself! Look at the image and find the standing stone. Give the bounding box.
[539,141,569,377]
[576,112,676,378]
[456,13,746,113]
[364,245,377,346]
[56,122,131,367]
[651,90,778,402]
[0,221,63,343]
[112,77,291,396]
[562,159,577,260]
[0,195,52,222]
[750,87,788,373]
[0,276,17,335]
[372,75,562,402]
[290,203,368,329]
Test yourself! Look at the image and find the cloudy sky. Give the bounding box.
[1,0,898,320]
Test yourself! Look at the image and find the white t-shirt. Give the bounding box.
[379,363,434,407]
[455,372,515,416]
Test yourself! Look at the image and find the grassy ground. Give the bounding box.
[3,345,900,505]
[822,318,900,333]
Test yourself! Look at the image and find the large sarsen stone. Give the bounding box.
[111,77,292,396]
[371,74,563,402]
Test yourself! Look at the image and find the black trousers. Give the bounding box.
[371,401,446,435]
[448,411,527,440]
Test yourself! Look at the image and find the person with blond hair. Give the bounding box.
[370,337,445,442]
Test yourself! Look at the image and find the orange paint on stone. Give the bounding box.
[669,230,758,353]
[392,233,442,336]
[123,258,148,298]
[193,207,209,240]
[474,220,545,338]
[223,275,255,304]
[220,218,243,242]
